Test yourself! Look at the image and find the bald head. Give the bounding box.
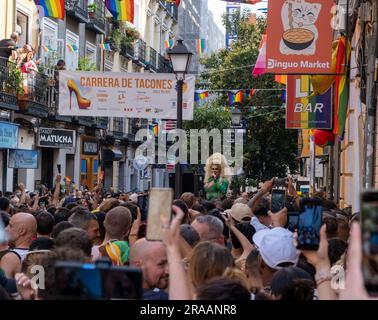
[104,206,132,240]
[129,238,168,290]
[129,238,162,264]
[7,212,37,248]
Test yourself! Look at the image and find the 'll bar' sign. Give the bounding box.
[38,128,75,148]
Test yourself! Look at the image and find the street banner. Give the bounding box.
[286,75,332,129]
[38,128,75,148]
[8,149,38,169]
[58,71,195,120]
[266,0,334,74]
[0,122,19,149]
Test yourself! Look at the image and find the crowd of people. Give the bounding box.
[0,168,373,300]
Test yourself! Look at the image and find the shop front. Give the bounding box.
[81,136,99,190]
[0,121,19,192]
[37,127,76,189]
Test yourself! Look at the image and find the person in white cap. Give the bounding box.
[229,203,253,223]
[129,193,138,203]
[252,226,299,290]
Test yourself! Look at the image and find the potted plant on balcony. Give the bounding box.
[88,2,97,19]
[106,29,122,52]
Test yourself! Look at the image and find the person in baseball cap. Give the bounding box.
[229,203,253,223]
[252,227,299,288]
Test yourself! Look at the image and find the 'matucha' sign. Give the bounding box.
[38,128,76,148]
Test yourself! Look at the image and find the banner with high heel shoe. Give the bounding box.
[58,71,195,120]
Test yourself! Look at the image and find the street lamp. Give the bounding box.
[167,39,192,199]
[231,108,242,126]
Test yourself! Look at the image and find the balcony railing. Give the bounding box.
[66,0,89,23]
[0,58,19,110]
[157,54,173,73]
[121,42,135,60]
[0,57,52,117]
[87,0,106,34]
[134,39,147,66]
[148,47,158,72]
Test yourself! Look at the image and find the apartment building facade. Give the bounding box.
[0,0,179,193]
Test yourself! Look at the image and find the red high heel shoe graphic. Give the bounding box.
[67,79,91,109]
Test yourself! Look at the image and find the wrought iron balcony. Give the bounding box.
[66,0,89,23]
[157,53,173,73]
[0,58,18,111]
[121,42,135,60]
[87,0,106,34]
[0,57,52,118]
[148,47,158,72]
[133,39,147,66]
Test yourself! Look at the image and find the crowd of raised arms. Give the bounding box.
[0,172,373,300]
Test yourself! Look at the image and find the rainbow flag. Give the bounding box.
[105,0,134,23]
[67,44,78,52]
[195,91,208,101]
[196,39,206,55]
[42,45,53,52]
[33,0,65,20]
[275,75,287,85]
[252,33,267,77]
[149,123,158,137]
[228,91,242,106]
[333,36,351,138]
[164,39,174,49]
[245,89,256,99]
[100,43,112,51]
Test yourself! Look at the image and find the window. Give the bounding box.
[16,11,29,45]
[66,30,79,71]
[86,41,97,65]
[41,18,60,67]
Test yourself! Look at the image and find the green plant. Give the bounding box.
[4,62,24,95]
[77,56,97,71]
[107,29,122,51]
[88,3,97,12]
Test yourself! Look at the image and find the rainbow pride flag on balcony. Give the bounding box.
[33,0,65,20]
[105,0,134,23]
[67,44,78,52]
[164,39,174,49]
[196,39,206,55]
[228,90,243,106]
[100,43,112,51]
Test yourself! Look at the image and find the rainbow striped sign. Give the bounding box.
[286,75,332,129]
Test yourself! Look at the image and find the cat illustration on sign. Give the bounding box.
[280,0,322,55]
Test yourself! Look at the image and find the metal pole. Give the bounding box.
[364,0,378,189]
[175,79,183,199]
[310,137,316,196]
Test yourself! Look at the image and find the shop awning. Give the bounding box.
[103,148,123,161]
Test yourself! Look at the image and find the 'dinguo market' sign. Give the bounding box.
[38,128,75,148]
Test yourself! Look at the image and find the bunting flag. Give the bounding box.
[228,90,243,106]
[164,39,174,49]
[333,35,351,138]
[245,89,256,99]
[275,75,287,85]
[252,33,267,77]
[166,0,181,6]
[196,39,206,55]
[100,43,112,51]
[33,0,65,20]
[67,44,78,52]
[149,123,159,137]
[195,90,209,101]
[281,90,286,104]
[105,0,134,23]
[42,45,54,52]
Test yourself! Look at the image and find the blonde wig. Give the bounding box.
[204,153,231,182]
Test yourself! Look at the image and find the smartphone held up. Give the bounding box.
[361,191,378,295]
[146,188,173,241]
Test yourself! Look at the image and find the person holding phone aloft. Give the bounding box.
[204,153,230,201]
